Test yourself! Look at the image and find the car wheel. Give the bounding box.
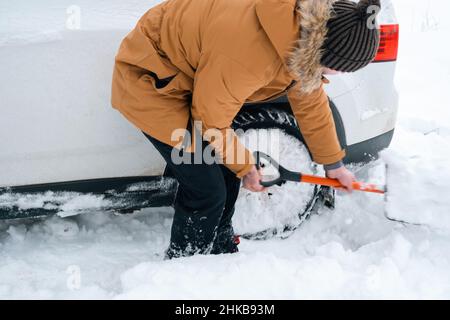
[232,107,323,239]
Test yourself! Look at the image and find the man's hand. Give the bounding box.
[326,165,356,193]
[242,165,267,192]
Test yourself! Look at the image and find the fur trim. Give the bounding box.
[288,0,335,94]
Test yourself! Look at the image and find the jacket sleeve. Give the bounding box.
[287,84,346,165]
[191,53,263,178]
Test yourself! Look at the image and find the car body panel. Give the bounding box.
[0,31,167,187]
[325,62,399,146]
[0,0,398,189]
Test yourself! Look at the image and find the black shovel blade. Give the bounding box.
[254,151,301,187]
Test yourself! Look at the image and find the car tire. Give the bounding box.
[231,106,323,239]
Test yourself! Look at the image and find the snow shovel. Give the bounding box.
[254,151,385,194]
[252,151,441,236]
[241,152,386,241]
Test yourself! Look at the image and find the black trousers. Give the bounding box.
[143,132,242,258]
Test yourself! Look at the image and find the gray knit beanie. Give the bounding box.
[320,0,381,72]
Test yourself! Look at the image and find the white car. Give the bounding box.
[0,0,399,237]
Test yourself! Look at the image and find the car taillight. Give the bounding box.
[374,24,399,62]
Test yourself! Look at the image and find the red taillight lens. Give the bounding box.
[374,24,399,62]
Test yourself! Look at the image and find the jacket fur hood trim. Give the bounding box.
[288,0,335,94]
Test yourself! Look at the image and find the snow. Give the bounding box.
[1,0,450,299]
[0,191,111,214]
[0,0,154,39]
[383,145,450,229]
[0,1,167,187]
[234,129,320,235]
[380,0,450,229]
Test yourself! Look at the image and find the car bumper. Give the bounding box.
[343,129,395,164]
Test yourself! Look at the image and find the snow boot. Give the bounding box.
[211,223,240,255]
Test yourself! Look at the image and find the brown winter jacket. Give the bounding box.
[111,0,345,178]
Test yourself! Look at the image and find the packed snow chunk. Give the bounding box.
[382,147,450,229]
[43,216,80,237]
[7,225,27,242]
[59,194,111,217]
[0,191,112,217]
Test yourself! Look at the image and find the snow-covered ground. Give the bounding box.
[1,0,450,299]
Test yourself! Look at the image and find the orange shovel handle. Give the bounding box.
[254,151,385,194]
[301,174,385,194]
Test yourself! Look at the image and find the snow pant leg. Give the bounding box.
[143,132,237,258]
[211,166,241,254]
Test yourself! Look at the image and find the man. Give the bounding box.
[111,0,381,258]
